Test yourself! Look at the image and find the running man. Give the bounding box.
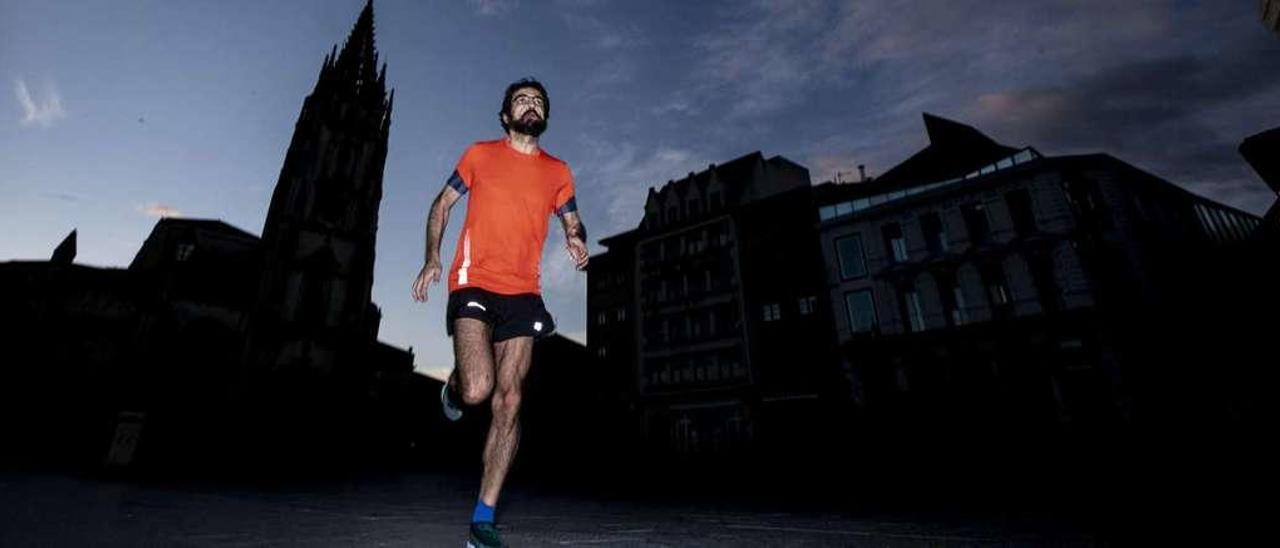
[411,78,588,548]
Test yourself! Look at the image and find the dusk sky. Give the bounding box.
[3,0,1278,380]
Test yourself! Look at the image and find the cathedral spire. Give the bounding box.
[335,0,378,86]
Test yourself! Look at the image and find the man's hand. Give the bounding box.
[411,261,442,302]
[566,236,588,271]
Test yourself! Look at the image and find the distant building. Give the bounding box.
[590,152,840,457]
[0,233,140,467]
[244,0,394,380]
[0,2,414,472]
[816,114,1263,437]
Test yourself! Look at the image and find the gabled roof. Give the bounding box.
[152,218,260,242]
[128,218,260,271]
[873,113,1020,189]
[651,151,764,201]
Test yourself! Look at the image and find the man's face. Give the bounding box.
[505,87,547,137]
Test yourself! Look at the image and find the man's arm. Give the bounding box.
[411,183,463,302]
[559,210,589,271]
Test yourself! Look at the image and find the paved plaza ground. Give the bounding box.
[1,471,1112,547]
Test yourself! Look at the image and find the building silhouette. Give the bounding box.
[246,0,393,380]
[589,153,840,459]
[0,1,412,473]
[590,113,1273,472]
[815,113,1264,450]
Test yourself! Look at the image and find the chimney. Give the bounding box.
[858,164,867,183]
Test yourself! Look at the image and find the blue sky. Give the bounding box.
[3,0,1278,380]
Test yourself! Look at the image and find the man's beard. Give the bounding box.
[510,112,547,137]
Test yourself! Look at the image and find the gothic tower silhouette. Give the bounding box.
[246,0,393,376]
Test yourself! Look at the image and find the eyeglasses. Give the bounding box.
[512,94,545,108]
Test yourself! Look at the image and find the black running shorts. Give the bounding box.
[446,287,557,342]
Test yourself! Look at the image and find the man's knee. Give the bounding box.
[459,375,493,406]
[491,388,522,419]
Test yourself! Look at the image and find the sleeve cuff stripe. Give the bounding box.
[446,170,468,195]
[555,196,578,215]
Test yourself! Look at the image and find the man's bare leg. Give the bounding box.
[479,335,533,507]
[452,318,496,406]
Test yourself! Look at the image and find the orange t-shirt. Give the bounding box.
[446,139,576,295]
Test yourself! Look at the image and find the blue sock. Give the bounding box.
[472,500,495,524]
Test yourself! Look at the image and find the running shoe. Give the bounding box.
[467,521,504,548]
[441,382,463,422]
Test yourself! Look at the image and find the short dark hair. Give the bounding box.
[499,78,550,131]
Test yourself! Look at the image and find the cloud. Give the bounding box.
[561,13,646,51]
[571,138,703,241]
[669,0,1277,214]
[14,79,66,128]
[41,190,88,203]
[560,12,649,102]
[962,44,1280,214]
[688,0,834,119]
[676,0,1184,121]
[140,203,184,218]
[467,0,517,16]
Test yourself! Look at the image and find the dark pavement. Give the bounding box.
[0,472,1107,547]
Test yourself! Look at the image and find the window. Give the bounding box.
[1062,178,1109,228]
[797,295,817,316]
[882,222,908,263]
[936,271,967,327]
[844,290,878,333]
[762,303,781,322]
[920,212,948,255]
[899,286,925,333]
[961,202,992,246]
[1027,252,1061,313]
[981,263,1012,320]
[1005,188,1037,236]
[597,311,607,325]
[952,285,969,326]
[710,191,722,210]
[597,346,607,359]
[835,234,867,279]
[616,307,627,321]
[175,243,195,262]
